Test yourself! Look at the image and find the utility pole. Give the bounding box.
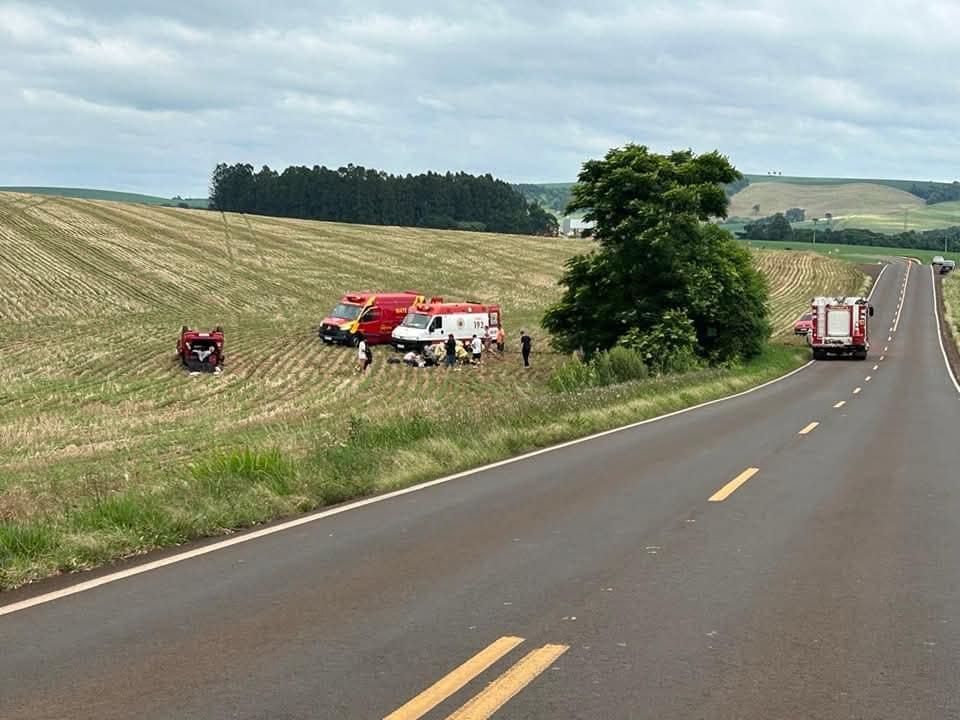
[812,217,818,245]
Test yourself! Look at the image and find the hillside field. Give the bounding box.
[818,200,960,233]
[0,193,864,587]
[0,186,207,208]
[728,182,924,222]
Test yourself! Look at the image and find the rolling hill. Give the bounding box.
[0,191,863,587]
[0,186,208,207]
[518,175,960,233]
[727,182,925,221]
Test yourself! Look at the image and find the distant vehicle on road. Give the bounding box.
[793,312,813,335]
[809,296,873,360]
[941,259,955,274]
[933,255,945,266]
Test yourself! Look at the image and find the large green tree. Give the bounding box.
[542,145,771,363]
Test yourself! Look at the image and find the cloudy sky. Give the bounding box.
[2,1,959,197]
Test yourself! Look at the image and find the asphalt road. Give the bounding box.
[3,260,959,720]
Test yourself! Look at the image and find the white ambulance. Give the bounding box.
[392,302,502,352]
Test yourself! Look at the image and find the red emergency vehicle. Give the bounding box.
[319,292,441,346]
[177,326,224,372]
[392,301,502,351]
[809,296,874,360]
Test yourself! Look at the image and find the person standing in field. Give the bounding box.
[520,330,532,368]
[470,334,483,364]
[357,334,372,373]
[496,325,505,353]
[444,333,457,368]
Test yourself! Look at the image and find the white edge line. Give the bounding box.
[0,359,816,617]
[867,262,888,301]
[892,260,911,332]
[930,265,960,395]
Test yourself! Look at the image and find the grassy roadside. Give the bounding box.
[0,344,808,590]
[943,272,960,353]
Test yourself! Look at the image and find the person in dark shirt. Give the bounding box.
[444,333,457,368]
[520,330,532,368]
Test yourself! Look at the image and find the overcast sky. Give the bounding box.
[2,1,959,197]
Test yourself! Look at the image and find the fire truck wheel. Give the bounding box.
[813,349,826,361]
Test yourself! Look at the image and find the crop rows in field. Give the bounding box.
[0,193,570,491]
[0,192,862,527]
[756,250,866,334]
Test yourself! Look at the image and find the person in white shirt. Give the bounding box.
[357,335,372,373]
[470,334,483,364]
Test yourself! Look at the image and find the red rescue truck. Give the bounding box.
[392,302,502,352]
[319,292,440,346]
[809,296,874,360]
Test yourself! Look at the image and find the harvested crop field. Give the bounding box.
[0,193,864,586]
[729,181,923,221]
[754,249,868,334]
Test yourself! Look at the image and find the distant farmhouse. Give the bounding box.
[561,217,595,237]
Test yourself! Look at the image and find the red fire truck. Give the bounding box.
[319,292,441,346]
[809,296,874,360]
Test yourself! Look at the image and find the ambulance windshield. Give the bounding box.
[331,303,362,320]
[402,312,431,329]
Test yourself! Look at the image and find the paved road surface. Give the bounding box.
[3,260,958,719]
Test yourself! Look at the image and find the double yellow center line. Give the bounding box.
[385,636,568,720]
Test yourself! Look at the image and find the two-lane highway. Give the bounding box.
[3,259,958,719]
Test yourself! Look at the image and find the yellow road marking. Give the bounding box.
[833,401,846,408]
[709,468,760,502]
[798,421,819,435]
[853,387,861,394]
[445,644,569,719]
[385,636,525,720]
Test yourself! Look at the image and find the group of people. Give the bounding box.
[355,327,532,373]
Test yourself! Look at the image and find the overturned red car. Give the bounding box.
[177,326,224,372]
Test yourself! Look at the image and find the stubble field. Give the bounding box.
[0,193,864,587]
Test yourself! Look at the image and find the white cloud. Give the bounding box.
[2,0,960,195]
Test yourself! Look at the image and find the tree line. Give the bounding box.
[209,163,558,235]
[908,180,960,205]
[739,212,959,251]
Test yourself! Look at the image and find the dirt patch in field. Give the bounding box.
[934,273,960,380]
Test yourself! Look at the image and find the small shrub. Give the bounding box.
[618,311,701,374]
[548,346,648,392]
[598,346,648,383]
[0,522,56,562]
[548,358,595,392]
[190,448,297,497]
